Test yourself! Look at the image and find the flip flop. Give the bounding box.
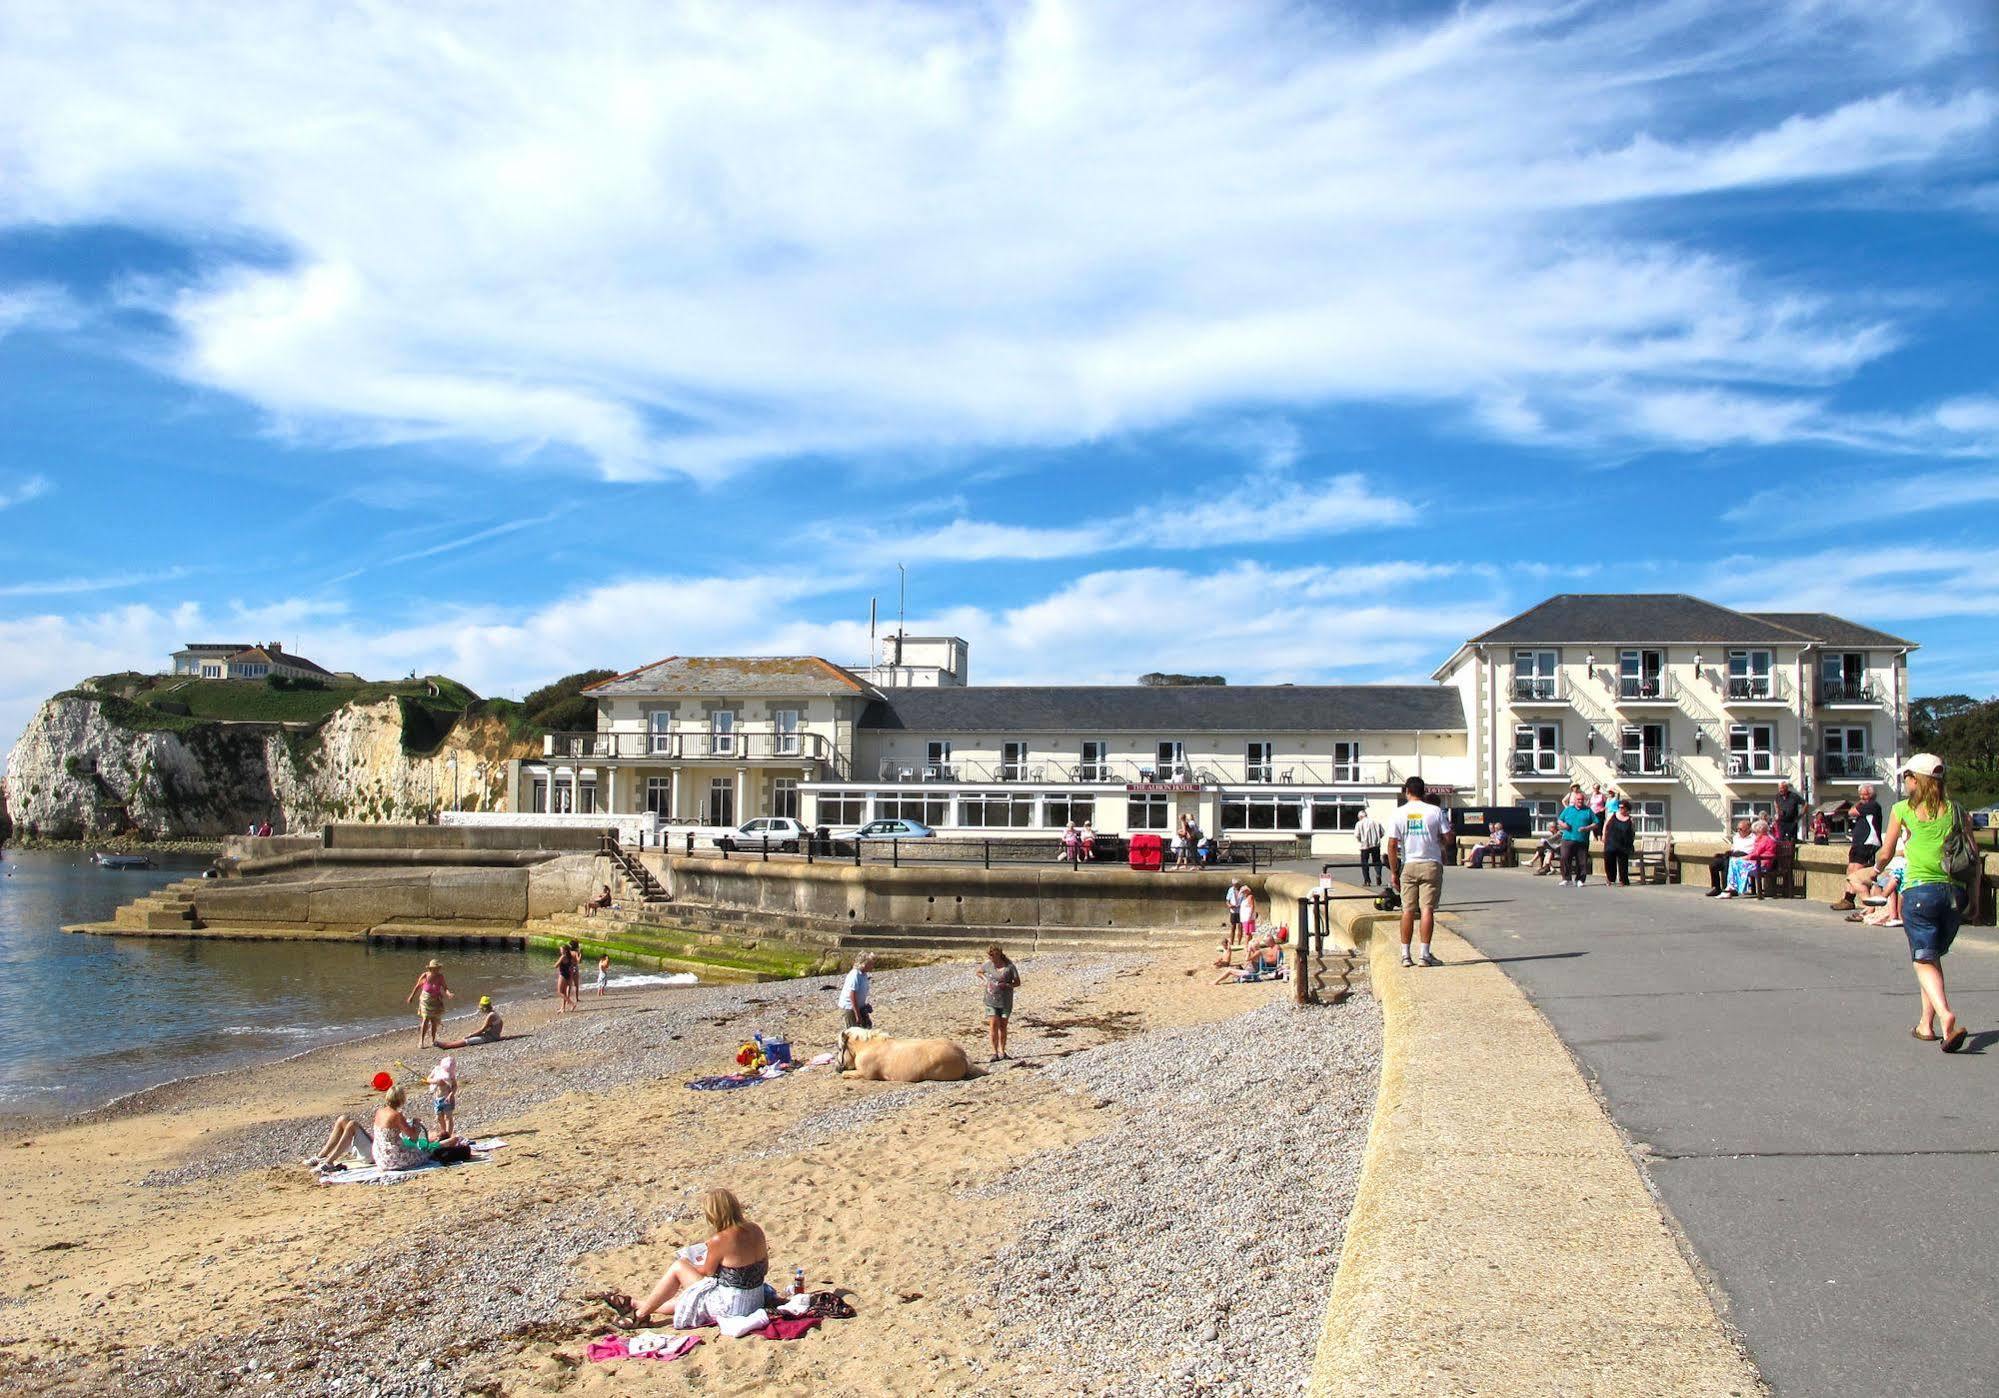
[1844,912,1865,923]
[1942,1028,1969,1054]
[1911,1028,1940,1041]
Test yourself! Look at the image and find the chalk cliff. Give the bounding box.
[4,692,528,839]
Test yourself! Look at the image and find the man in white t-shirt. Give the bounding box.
[1223,879,1244,948]
[839,953,875,1030]
[1384,776,1451,968]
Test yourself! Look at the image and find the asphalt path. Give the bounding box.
[1439,868,1999,1396]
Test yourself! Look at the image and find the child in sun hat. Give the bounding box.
[426,1056,460,1138]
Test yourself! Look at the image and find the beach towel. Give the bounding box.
[318,1139,507,1184]
[758,1315,822,1341]
[685,1074,769,1091]
[586,1333,703,1363]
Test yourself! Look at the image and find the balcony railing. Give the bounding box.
[1511,674,1564,703]
[870,756,1402,787]
[1615,674,1677,704]
[1818,753,1883,782]
[542,729,833,765]
[1510,752,1567,779]
[1615,751,1677,779]
[1817,680,1881,706]
[1719,672,1792,704]
[1724,753,1788,781]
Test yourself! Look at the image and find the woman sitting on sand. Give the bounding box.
[1215,941,1284,984]
[306,1084,459,1173]
[617,1187,774,1329]
[436,996,504,1049]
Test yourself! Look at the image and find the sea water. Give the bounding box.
[0,847,559,1116]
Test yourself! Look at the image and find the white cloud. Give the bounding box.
[820,470,1414,561]
[1712,545,1999,624]
[0,1,1988,478]
[0,474,51,511]
[0,561,1503,765]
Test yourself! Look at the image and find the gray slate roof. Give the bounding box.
[1747,612,1915,649]
[586,655,874,698]
[1472,594,1808,646]
[860,685,1466,734]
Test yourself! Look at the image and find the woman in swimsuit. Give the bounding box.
[405,960,452,1047]
[626,1187,774,1328]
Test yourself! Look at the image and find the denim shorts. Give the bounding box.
[1901,881,1963,963]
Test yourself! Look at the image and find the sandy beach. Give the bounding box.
[0,945,1378,1397]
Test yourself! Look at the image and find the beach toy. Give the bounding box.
[754,1033,793,1066]
[371,1071,394,1091]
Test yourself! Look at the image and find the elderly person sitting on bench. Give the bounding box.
[1468,826,1512,868]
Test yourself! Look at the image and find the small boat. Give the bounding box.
[93,852,156,870]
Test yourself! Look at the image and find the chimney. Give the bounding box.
[267,641,283,653]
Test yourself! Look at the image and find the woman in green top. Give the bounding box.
[1874,754,1972,1052]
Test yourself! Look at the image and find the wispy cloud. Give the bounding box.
[0,475,51,511]
[0,565,191,598]
[816,471,1413,562]
[378,514,558,567]
[0,2,1988,478]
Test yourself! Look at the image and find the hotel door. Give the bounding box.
[708,777,735,826]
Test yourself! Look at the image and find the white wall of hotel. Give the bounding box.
[512,720,1473,855]
[1436,640,1909,836]
[441,809,660,846]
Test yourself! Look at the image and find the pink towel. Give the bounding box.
[758,1315,823,1341]
[586,1332,704,1363]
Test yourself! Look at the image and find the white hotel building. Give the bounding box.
[511,596,1913,849]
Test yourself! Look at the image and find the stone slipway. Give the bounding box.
[1269,877,1764,1396]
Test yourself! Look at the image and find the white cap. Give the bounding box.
[1899,753,1945,778]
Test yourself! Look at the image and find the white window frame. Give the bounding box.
[1727,723,1776,776]
[1154,741,1185,778]
[1619,723,1668,775]
[648,710,673,756]
[1127,793,1172,830]
[771,777,799,820]
[1512,723,1560,775]
[707,775,735,824]
[1245,741,1273,783]
[1618,649,1664,700]
[1627,798,1667,835]
[644,776,672,815]
[1730,798,1776,824]
[1332,740,1362,784]
[1078,740,1107,782]
[773,709,801,756]
[1727,649,1774,699]
[1512,649,1558,701]
[1310,794,1366,831]
[709,709,736,757]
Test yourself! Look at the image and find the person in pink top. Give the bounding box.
[1723,820,1778,896]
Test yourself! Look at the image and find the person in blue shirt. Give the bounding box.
[1558,792,1597,887]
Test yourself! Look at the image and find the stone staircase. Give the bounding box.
[111,878,206,932]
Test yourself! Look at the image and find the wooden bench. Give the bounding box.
[1634,834,1673,885]
[1457,839,1517,868]
[1747,842,1800,899]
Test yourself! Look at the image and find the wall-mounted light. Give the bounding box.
[1585,650,1596,671]
[1694,730,1704,754]
[1586,731,1595,753]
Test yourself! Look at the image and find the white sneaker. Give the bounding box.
[1399,953,1413,967]
[1419,953,1443,967]
[1559,879,1572,888]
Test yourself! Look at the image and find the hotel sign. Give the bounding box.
[1125,782,1203,793]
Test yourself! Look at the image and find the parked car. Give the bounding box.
[715,816,808,852]
[840,818,936,842]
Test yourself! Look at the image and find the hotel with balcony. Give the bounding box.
[1433,595,1914,836]
[510,595,1913,847]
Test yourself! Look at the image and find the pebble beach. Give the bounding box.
[0,946,1378,1397]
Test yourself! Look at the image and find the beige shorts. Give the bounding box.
[1401,860,1443,913]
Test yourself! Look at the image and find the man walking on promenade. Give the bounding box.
[1355,809,1385,887]
[1385,776,1450,968]
[1775,780,1805,844]
[1834,783,1885,911]
[1557,790,1596,886]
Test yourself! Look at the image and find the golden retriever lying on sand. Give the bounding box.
[838,1027,973,1082]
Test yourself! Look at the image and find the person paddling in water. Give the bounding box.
[405,960,452,1047]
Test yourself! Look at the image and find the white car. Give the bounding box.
[714,817,808,852]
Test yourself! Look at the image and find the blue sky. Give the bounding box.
[1,0,1996,759]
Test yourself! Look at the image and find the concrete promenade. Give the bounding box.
[1445,871,1999,1394]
